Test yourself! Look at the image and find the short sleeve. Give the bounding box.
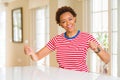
[88,33,100,45]
[46,36,57,51]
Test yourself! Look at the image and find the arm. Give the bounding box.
[24,45,52,61]
[89,41,110,64]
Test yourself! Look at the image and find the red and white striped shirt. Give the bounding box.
[46,30,99,72]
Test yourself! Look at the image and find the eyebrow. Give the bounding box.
[60,16,73,22]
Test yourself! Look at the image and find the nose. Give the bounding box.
[66,20,70,25]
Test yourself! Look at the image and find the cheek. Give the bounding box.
[60,24,66,28]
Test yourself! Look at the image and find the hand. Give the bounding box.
[24,45,34,56]
[88,41,98,52]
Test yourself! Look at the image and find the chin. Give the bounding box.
[67,29,74,32]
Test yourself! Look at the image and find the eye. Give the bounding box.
[62,21,65,23]
[69,18,72,21]
[61,21,66,24]
[68,17,73,21]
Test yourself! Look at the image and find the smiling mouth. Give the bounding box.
[67,25,72,28]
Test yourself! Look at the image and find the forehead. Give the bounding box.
[60,12,73,20]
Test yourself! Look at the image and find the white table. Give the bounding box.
[0,65,120,80]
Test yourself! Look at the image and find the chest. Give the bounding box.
[56,38,89,52]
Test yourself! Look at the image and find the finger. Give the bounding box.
[24,46,31,55]
[89,41,96,50]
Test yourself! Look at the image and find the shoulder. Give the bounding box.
[79,32,96,40]
[79,32,92,37]
[49,33,64,41]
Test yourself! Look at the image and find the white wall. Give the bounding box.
[6,0,30,66]
[117,0,120,76]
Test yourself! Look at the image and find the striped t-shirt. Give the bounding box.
[46,30,99,72]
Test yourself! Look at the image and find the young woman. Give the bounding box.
[24,6,110,72]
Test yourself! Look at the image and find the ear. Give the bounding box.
[74,17,76,23]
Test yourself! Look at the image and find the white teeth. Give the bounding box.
[68,25,72,28]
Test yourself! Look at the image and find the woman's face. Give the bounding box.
[59,12,76,32]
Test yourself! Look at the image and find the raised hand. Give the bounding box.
[88,41,98,51]
[24,45,34,56]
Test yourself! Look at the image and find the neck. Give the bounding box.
[66,30,78,38]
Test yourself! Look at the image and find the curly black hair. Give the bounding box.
[56,6,77,24]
